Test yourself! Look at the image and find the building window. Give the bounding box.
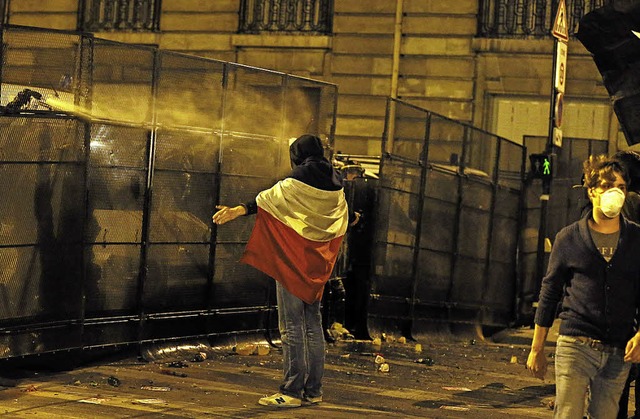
[78,0,161,32]
[239,0,333,34]
[478,0,611,38]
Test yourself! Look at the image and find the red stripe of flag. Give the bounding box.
[241,208,344,304]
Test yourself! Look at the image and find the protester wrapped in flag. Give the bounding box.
[212,134,352,408]
[240,167,349,304]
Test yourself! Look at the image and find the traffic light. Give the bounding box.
[529,153,552,180]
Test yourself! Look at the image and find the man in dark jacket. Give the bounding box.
[527,154,640,418]
[213,134,350,408]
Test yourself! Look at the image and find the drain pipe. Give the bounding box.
[387,0,404,153]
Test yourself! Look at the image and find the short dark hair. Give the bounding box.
[583,154,629,189]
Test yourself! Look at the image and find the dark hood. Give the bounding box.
[289,134,325,166]
[287,134,343,191]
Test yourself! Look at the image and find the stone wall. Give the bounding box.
[5,0,617,155]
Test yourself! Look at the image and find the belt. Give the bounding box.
[571,336,617,353]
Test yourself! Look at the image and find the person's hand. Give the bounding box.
[625,333,640,362]
[526,348,548,380]
[349,211,361,227]
[212,205,246,225]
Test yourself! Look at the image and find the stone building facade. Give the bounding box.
[4,0,621,155]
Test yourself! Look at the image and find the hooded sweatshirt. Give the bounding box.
[240,135,349,303]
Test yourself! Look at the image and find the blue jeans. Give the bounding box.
[276,282,325,399]
[554,335,631,419]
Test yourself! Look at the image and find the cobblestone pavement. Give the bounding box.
[0,326,574,418]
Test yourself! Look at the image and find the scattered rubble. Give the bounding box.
[133,398,167,405]
[233,344,270,356]
[167,360,188,368]
[78,397,108,405]
[191,352,207,362]
[107,376,120,387]
[141,385,171,392]
[327,322,355,341]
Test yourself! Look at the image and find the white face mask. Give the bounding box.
[598,187,626,218]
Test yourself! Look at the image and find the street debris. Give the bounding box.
[378,363,390,373]
[442,386,472,392]
[140,341,210,362]
[510,356,518,364]
[233,344,270,356]
[107,376,121,387]
[440,405,470,412]
[133,398,167,405]
[234,344,255,356]
[381,333,395,343]
[398,336,406,344]
[78,397,108,405]
[415,343,423,353]
[22,384,38,392]
[327,322,354,341]
[414,357,435,366]
[167,360,188,368]
[191,352,207,362]
[141,386,171,392]
[374,355,385,364]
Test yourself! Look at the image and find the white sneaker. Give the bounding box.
[303,395,323,404]
[258,393,302,408]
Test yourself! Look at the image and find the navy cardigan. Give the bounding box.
[535,213,640,348]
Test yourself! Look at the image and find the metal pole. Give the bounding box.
[387,0,403,154]
[534,37,559,304]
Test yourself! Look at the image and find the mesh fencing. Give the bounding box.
[0,26,337,357]
[369,99,526,336]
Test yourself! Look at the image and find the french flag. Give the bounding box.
[241,177,349,304]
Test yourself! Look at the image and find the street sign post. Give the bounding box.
[554,41,568,93]
[552,0,569,42]
[549,0,568,152]
[536,0,570,306]
[553,127,563,147]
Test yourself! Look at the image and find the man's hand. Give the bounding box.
[625,333,640,362]
[526,349,548,380]
[526,324,549,380]
[350,211,361,227]
[212,205,246,225]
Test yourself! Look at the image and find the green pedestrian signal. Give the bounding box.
[543,158,551,175]
[530,153,552,180]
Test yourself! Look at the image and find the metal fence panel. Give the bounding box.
[0,26,337,358]
[91,39,155,124]
[0,114,86,353]
[373,99,525,338]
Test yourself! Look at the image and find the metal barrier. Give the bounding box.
[368,98,526,339]
[0,25,337,358]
